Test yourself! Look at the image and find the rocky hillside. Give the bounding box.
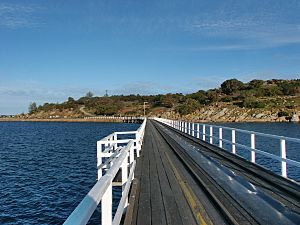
[21,78,300,122]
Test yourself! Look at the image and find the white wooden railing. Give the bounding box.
[64,119,147,225]
[155,118,300,180]
[84,116,144,120]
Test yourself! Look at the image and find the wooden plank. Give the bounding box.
[136,125,152,225]
[148,132,167,225]
[151,124,197,225]
[149,123,184,225]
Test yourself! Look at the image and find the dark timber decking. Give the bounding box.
[124,121,218,225]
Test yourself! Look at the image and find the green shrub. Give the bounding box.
[175,98,200,115]
[278,111,289,117]
[248,79,264,89]
[221,96,233,102]
[221,79,244,94]
[242,97,266,108]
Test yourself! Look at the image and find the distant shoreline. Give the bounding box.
[0,118,125,123]
[0,117,294,123]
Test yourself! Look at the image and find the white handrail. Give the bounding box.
[154,118,300,180]
[64,118,147,225]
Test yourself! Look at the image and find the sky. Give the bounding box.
[1,0,300,114]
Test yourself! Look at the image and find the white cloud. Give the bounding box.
[183,1,300,50]
[0,3,41,28]
[111,81,177,95]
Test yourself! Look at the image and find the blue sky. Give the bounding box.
[1,0,300,114]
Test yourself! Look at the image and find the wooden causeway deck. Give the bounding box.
[124,121,200,225]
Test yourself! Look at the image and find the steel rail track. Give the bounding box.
[151,120,300,225]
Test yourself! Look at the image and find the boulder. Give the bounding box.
[277,116,287,122]
[255,113,265,119]
[291,114,299,122]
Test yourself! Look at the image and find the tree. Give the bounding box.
[279,81,300,95]
[67,97,75,102]
[241,97,265,108]
[160,94,175,108]
[176,98,200,115]
[85,91,94,98]
[28,102,37,114]
[187,90,207,104]
[248,79,264,89]
[221,79,244,94]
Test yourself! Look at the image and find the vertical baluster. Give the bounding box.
[192,123,195,136]
[102,182,112,225]
[210,126,213,144]
[219,128,222,148]
[251,133,256,163]
[122,154,128,206]
[129,143,134,164]
[232,130,236,154]
[97,141,102,180]
[203,125,206,141]
[136,132,141,158]
[280,139,287,178]
[197,123,200,139]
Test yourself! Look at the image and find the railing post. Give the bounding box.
[280,139,287,178]
[136,133,141,158]
[97,141,102,180]
[102,181,112,225]
[219,128,222,148]
[130,143,134,164]
[192,123,195,137]
[232,130,236,154]
[113,133,117,150]
[197,124,200,139]
[188,122,191,135]
[122,154,128,206]
[210,126,213,144]
[185,122,188,133]
[251,133,256,163]
[203,125,206,141]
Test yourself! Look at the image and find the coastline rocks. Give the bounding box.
[276,116,288,122]
[255,113,265,119]
[160,106,300,123]
[291,114,300,122]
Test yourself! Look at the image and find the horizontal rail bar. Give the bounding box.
[64,142,132,225]
[97,147,122,170]
[63,176,111,225]
[114,131,138,135]
[98,139,134,144]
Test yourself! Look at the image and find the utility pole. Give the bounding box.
[143,102,148,117]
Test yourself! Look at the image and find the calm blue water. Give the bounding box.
[0,122,139,225]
